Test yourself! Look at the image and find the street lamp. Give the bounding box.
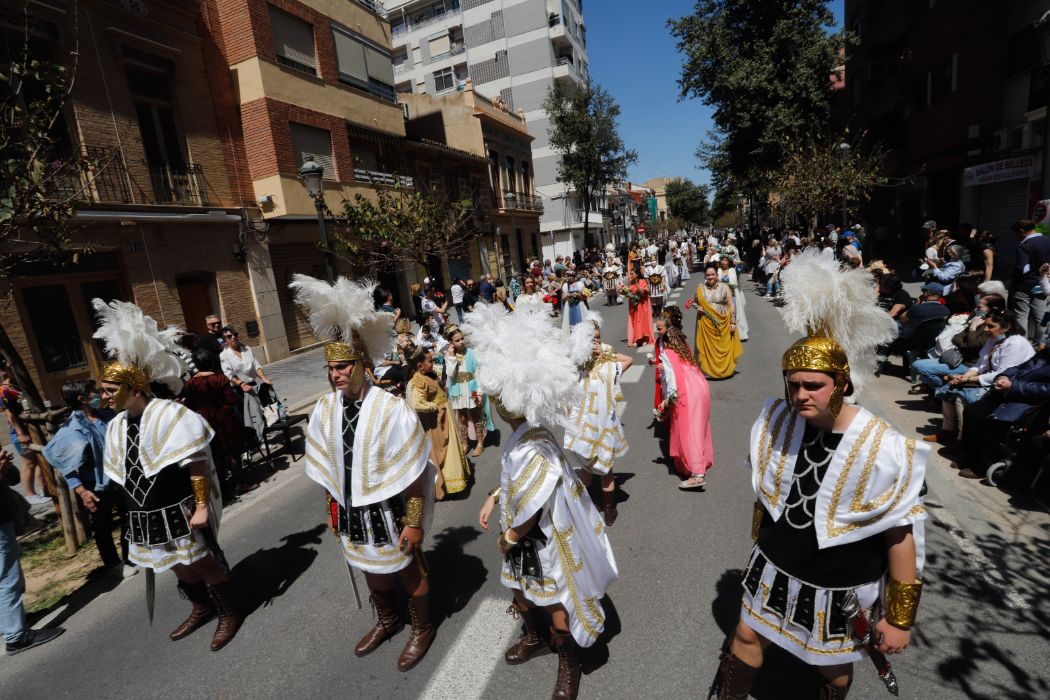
[837,142,851,228]
[299,154,335,284]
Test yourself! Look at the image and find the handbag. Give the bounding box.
[938,347,964,369]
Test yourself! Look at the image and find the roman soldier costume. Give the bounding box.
[601,255,623,306]
[644,257,667,318]
[290,275,437,671]
[93,299,239,651]
[465,304,618,700]
[715,251,927,699]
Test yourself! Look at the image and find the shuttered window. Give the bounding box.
[428,34,450,57]
[332,28,368,83]
[289,123,336,180]
[332,25,394,101]
[364,45,395,85]
[268,6,316,75]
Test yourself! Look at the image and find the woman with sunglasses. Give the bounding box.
[219,326,274,403]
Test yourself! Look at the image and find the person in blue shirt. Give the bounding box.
[44,379,129,575]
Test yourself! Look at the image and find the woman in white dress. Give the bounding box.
[718,257,749,341]
[512,275,545,310]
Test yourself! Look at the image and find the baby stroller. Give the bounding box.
[985,403,1050,489]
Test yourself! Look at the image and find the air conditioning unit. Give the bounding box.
[992,128,1012,152]
[398,102,410,119]
[1023,122,1044,150]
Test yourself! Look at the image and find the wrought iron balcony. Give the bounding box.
[147,162,206,205]
[47,145,132,204]
[351,168,414,188]
[498,191,543,213]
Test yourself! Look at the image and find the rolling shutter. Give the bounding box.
[268,7,316,70]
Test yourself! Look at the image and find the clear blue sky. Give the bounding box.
[586,0,844,188]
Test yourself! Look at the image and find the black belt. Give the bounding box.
[128,497,193,546]
[505,518,547,579]
[338,497,405,546]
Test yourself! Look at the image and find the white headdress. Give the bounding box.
[779,249,897,394]
[92,299,185,395]
[287,274,395,363]
[567,310,602,366]
[462,304,582,428]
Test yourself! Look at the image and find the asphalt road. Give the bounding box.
[3,280,1048,700]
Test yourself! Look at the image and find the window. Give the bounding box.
[429,33,451,58]
[505,156,516,193]
[434,67,454,92]
[125,64,183,168]
[521,161,531,194]
[23,285,86,372]
[332,26,395,101]
[289,123,336,180]
[268,6,316,75]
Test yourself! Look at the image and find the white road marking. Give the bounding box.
[929,506,1030,611]
[620,365,645,384]
[420,596,518,699]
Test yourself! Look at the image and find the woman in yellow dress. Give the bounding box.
[406,345,470,499]
[691,266,743,379]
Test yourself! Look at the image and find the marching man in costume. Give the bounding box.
[644,255,667,319]
[291,275,437,672]
[714,250,928,700]
[564,314,632,525]
[602,249,623,306]
[471,304,618,700]
[93,300,240,651]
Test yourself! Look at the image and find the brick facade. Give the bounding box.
[241,97,354,181]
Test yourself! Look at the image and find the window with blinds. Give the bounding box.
[332,25,395,101]
[289,123,336,180]
[428,33,451,58]
[269,6,316,75]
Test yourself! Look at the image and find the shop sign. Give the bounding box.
[963,156,1034,187]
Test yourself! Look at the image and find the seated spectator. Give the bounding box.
[878,283,951,359]
[925,244,966,289]
[912,293,1007,390]
[876,274,912,320]
[44,380,129,575]
[184,349,248,501]
[925,311,1035,445]
[952,349,1050,479]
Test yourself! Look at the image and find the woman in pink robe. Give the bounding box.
[625,270,654,347]
[654,307,714,490]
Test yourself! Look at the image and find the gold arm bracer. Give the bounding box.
[751,501,765,542]
[884,578,923,629]
[190,476,210,506]
[403,496,425,529]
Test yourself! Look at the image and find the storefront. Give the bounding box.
[962,155,1035,279]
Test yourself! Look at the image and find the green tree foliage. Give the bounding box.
[542,81,637,246]
[1,19,88,409]
[334,183,481,279]
[664,178,711,226]
[769,133,891,228]
[668,1,848,193]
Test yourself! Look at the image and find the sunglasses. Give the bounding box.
[224,333,238,339]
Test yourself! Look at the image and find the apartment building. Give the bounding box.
[401,80,541,279]
[0,0,259,402]
[382,0,593,259]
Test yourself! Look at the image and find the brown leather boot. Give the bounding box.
[355,590,403,657]
[170,581,214,641]
[714,650,760,700]
[471,421,486,457]
[819,681,852,700]
[504,601,551,665]
[601,489,618,526]
[397,594,436,671]
[206,581,242,651]
[550,628,582,699]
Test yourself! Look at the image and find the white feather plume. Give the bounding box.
[288,274,394,363]
[91,299,186,394]
[462,303,582,429]
[779,249,898,392]
[567,310,601,367]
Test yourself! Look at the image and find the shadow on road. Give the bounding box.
[427,525,487,629]
[581,594,621,675]
[231,523,325,619]
[26,565,124,629]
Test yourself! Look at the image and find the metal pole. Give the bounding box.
[315,196,335,283]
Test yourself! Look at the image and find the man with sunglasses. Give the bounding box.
[197,314,225,356]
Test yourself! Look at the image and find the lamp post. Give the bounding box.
[837,142,851,228]
[299,155,335,284]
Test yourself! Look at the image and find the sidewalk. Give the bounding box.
[264,345,328,413]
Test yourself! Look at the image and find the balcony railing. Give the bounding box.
[498,191,543,213]
[351,169,414,188]
[147,162,206,205]
[47,145,132,204]
[352,0,387,19]
[394,61,411,74]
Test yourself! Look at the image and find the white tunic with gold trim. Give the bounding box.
[500,422,618,648]
[739,397,928,665]
[305,387,435,574]
[102,399,222,573]
[563,347,627,476]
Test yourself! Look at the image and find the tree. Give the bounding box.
[768,133,892,228]
[668,1,849,194]
[1,17,88,410]
[542,81,637,247]
[332,182,482,280]
[664,178,711,227]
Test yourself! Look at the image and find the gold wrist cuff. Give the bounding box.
[403,496,425,529]
[190,476,209,506]
[499,531,519,550]
[884,578,923,629]
[489,487,501,504]
[751,501,764,542]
